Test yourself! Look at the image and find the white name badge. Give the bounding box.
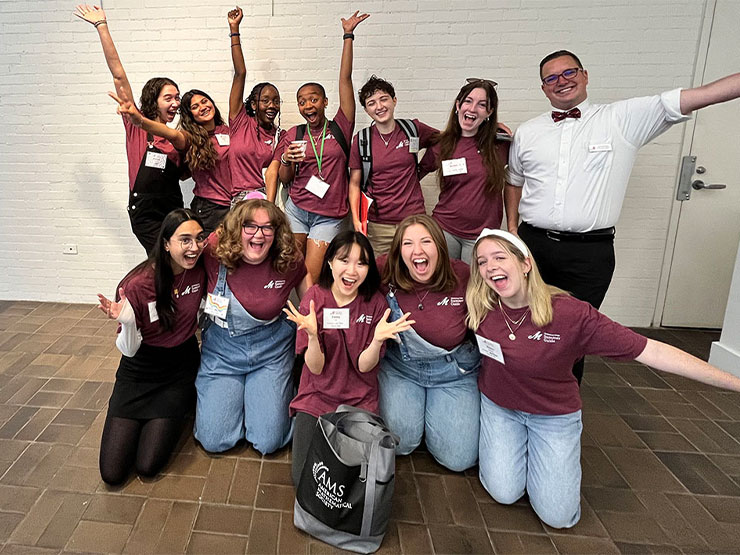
[442,157,467,176]
[408,137,420,153]
[216,133,230,146]
[306,175,330,199]
[323,308,350,329]
[145,151,167,170]
[475,334,505,364]
[204,293,229,319]
[147,301,160,323]
[588,143,612,152]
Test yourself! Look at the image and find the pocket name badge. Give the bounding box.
[145,151,167,170]
[441,157,467,176]
[323,308,350,329]
[204,293,229,319]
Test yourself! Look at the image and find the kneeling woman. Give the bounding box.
[195,199,310,454]
[466,229,740,529]
[96,209,207,485]
[285,231,413,485]
[377,214,481,471]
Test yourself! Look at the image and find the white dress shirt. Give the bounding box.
[508,89,690,232]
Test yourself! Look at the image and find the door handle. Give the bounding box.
[692,180,727,190]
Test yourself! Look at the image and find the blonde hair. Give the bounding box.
[465,236,567,330]
[215,199,300,274]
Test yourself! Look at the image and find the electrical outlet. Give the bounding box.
[63,244,78,255]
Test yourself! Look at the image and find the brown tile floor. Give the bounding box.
[1,301,739,554]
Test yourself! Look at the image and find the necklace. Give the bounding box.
[378,129,393,147]
[498,298,530,340]
[413,287,430,310]
[173,269,187,298]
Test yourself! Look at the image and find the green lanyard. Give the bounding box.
[308,119,328,178]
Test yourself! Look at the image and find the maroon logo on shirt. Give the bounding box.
[436,296,464,307]
[527,331,561,343]
[355,314,373,324]
[263,280,286,289]
[179,283,200,297]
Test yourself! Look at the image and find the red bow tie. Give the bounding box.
[551,108,581,122]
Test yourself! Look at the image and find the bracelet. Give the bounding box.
[343,32,354,40]
[280,154,291,166]
[231,42,241,47]
[94,20,108,27]
[229,32,240,37]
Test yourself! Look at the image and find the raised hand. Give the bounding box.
[341,11,370,34]
[228,6,243,28]
[109,91,142,126]
[97,287,128,320]
[373,309,414,343]
[73,4,106,26]
[283,300,318,337]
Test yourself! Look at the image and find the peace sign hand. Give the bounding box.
[109,91,142,126]
[341,11,370,34]
[283,300,318,338]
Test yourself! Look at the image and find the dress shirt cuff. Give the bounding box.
[660,88,692,123]
[506,167,524,186]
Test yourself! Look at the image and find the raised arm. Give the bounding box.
[338,11,370,122]
[109,92,188,150]
[228,6,246,121]
[680,72,740,115]
[74,4,135,104]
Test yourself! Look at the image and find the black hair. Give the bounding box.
[244,82,281,140]
[318,231,380,302]
[358,75,396,107]
[297,82,326,99]
[140,77,179,120]
[539,50,583,79]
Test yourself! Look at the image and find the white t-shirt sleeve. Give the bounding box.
[115,297,142,357]
[507,129,526,187]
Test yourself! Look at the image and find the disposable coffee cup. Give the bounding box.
[291,140,308,156]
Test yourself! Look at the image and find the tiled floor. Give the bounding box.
[1,300,739,554]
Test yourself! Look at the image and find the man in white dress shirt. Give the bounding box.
[505,50,740,382]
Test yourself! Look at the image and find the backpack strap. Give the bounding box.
[358,126,372,193]
[293,124,307,179]
[396,118,419,168]
[328,119,350,161]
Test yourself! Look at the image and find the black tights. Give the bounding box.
[99,415,184,485]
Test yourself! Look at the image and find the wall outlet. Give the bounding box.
[62,244,78,255]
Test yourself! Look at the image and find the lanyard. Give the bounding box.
[308,119,328,177]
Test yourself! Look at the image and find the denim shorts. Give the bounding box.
[284,197,345,243]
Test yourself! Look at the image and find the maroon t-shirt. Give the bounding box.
[123,116,182,192]
[117,264,205,348]
[191,124,232,205]
[377,256,469,350]
[419,137,508,239]
[348,119,437,224]
[290,285,388,418]
[274,109,354,218]
[203,234,307,321]
[229,109,279,194]
[476,295,648,415]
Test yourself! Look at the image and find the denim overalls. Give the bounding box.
[378,287,481,471]
[194,263,295,454]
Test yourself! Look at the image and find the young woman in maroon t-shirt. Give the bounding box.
[466,229,740,529]
[96,209,208,485]
[284,231,413,486]
[274,12,369,284]
[75,5,185,254]
[418,80,510,264]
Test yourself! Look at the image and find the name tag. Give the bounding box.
[408,137,420,153]
[145,151,167,170]
[147,301,160,323]
[588,143,612,152]
[204,293,229,319]
[306,175,330,199]
[442,157,467,176]
[475,334,505,364]
[323,308,350,329]
[216,133,230,146]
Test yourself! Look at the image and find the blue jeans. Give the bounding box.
[194,316,295,454]
[284,197,345,242]
[479,394,582,529]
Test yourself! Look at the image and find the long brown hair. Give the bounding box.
[214,200,300,274]
[435,81,506,197]
[382,214,457,293]
[179,89,225,172]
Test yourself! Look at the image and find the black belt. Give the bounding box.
[521,222,615,242]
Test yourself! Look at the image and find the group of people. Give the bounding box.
[78,3,740,531]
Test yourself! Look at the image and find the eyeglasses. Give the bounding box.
[176,234,208,249]
[259,98,283,107]
[466,77,498,89]
[542,68,582,86]
[242,223,275,236]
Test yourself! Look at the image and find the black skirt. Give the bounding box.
[107,335,199,419]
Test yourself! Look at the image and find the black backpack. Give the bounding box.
[357,119,419,193]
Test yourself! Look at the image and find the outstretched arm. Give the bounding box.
[228,6,246,121]
[74,4,135,104]
[635,338,740,392]
[680,72,740,115]
[109,92,189,150]
[338,11,370,123]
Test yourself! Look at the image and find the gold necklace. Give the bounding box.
[498,297,530,340]
[173,269,187,298]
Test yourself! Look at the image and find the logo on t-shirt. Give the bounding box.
[528,331,561,343]
[436,296,464,307]
[179,283,200,297]
[355,314,373,324]
[395,139,408,150]
[263,280,286,289]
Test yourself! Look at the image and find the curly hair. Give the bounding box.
[435,80,506,197]
[178,89,225,172]
[139,77,179,121]
[214,199,300,274]
[358,75,396,107]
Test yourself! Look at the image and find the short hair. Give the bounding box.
[539,50,584,79]
[297,82,326,99]
[358,75,396,107]
[318,231,380,301]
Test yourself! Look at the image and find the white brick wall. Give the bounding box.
[0,0,707,326]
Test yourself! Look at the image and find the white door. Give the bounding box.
[662,0,740,328]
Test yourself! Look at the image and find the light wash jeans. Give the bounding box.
[479,394,582,529]
[443,230,476,264]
